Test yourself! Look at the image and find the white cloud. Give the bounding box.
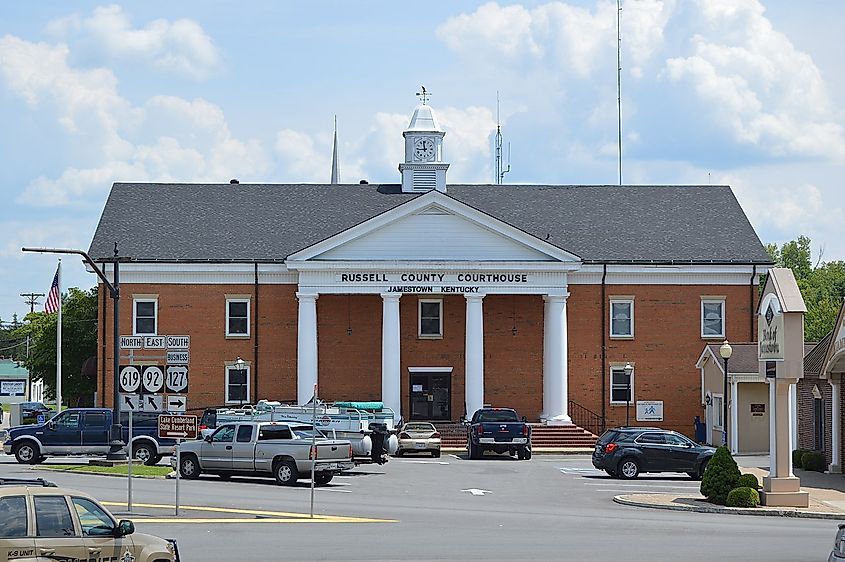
[0,219,92,259]
[663,0,845,160]
[47,5,220,79]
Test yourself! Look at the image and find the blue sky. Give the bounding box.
[1,1,843,322]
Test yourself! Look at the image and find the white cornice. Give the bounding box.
[571,264,768,285]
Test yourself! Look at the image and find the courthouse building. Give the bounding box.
[88,102,772,437]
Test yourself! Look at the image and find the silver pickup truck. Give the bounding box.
[175,421,354,485]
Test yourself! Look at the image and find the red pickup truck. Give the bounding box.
[465,408,532,460]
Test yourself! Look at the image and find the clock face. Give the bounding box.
[413,138,436,161]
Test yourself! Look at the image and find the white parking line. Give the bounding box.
[398,460,450,465]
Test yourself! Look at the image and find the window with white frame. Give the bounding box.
[418,299,443,338]
[610,366,634,404]
[133,298,157,335]
[226,298,250,337]
[712,395,724,429]
[610,298,634,338]
[225,364,250,404]
[701,298,725,338]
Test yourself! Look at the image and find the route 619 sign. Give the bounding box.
[118,366,141,393]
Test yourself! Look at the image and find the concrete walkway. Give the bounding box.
[616,456,845,520]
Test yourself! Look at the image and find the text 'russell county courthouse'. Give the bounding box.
[88,102,772,437]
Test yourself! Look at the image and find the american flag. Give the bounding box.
[44,267,60,314]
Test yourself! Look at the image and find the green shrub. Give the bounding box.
[700,446,741,505]
[736,473,759,490]
[800,451,827,472]
[726,486,760,508]
[792,448,812,468]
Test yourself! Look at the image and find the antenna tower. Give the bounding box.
[494,92,511,184]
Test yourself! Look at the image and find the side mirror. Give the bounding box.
[46,421,55,430]
[116,519,135,537]
[204,435,212,443]
[459,415,467,425]
[521,416,527,423]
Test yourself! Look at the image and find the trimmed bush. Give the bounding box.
[726,486,760,508]
[700,446,741,505]
[792,448,813,468]
[736,473,759,490]
[801,451,827,472]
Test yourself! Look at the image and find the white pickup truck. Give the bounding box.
[175,421,354,485]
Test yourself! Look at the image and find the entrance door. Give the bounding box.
[410,373,451,421]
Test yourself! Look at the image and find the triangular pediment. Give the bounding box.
[287,191,580,264]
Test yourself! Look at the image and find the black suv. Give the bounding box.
[592,427,715,480]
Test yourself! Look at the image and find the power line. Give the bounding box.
[21,293,45,314]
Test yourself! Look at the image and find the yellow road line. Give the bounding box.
[101,501,396,524]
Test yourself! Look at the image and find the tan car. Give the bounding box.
[395,422,441,458]
[0,478,179,562]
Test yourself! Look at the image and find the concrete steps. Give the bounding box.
[434,422,598,449]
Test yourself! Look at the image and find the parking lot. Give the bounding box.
[0,451,836,561]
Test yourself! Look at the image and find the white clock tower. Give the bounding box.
[399,92,449,193]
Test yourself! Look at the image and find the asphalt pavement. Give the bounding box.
[0,451,837,561]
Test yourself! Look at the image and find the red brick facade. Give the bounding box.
[98,281,756,437]
[797,374,844,465]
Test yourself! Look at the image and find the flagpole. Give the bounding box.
[56,259,62,413]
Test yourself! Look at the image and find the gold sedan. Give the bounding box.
[395,422,441,458]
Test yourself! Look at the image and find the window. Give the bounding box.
[72,497,115,537]
[701,298,725,338]
[225,364,250,404]
[34,496,76,537]
[712,395,724,429]
[53,411,80,430]
[133,298,157,335]
[814,398,825,451]
[610,298,634,338]
[664,433,691,446]
[226,298,250,337]
[259,426,293,440]
[0,496,27,537]
[610,366,634,404]
[83,412,107,428]
[236,425,253,443]
[637,433,664,444]
[212,425,236,443]
[418,299,443,338]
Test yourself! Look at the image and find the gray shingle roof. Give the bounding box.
[88,183,772,264]
[706,343,760,374]
[804,332,831,375]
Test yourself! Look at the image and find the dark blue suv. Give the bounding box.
[592,427,715,480]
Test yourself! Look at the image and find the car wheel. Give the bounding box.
[517,448,526,460]
[523,448,532,460]
[696,459,710,480]
[618,457,640,479]
[132,442,156,466]
[314,472,334,486]
[432,450,441,458]
[605,469,617,478]
[274,460,299,486]
[13,442,39,464]
[468,441,480,460]
[395,450,404,457]
[218,472,232,480]
[179,454,201,479]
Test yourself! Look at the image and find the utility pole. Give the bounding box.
[21,293,45,314]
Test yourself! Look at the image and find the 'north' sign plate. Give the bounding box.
[158,414,198,440]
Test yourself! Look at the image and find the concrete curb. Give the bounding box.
[441,447,593,455]
[613,494,845,520]
[32,466,169,480]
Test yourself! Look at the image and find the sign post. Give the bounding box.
[127,410,133,512]
[158,414,197,516]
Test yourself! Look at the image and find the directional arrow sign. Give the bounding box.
[167,394,187,413]
[461,489,492,496]
[119,393,140,412]
[143,394,163,412]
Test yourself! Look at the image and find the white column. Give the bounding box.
[730,380,739,454]
[790,382,798,457]
[464,294,485,419]
[832,380,841,473]
[296,292,319,405]
[381,293,402,420]
[768,379,777,476]
[544,294,571,425]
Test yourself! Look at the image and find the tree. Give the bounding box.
[766,236,845,341]
[13,287,98,406]
[700,446,741,505]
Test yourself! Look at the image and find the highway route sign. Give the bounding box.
[119,393,141,412]
[158,414,198,440]
[165,365,189,393]
[167,394,187,413]
[142,365,165,393]
[143,394,163,412]
[118,366,141,393]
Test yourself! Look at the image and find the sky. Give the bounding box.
[1,0,843,323]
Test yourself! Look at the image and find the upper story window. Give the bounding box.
[610,298,634,338]
[418,299,443,338]
[226,298,250,337]
[701,298,725,338]
[133,297,158,335]
[225,364,250,404]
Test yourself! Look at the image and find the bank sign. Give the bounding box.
[758,293,785,361]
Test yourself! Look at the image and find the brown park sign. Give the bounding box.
[158,414,198,439]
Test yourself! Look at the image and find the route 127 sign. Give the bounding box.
[165,365,189,393]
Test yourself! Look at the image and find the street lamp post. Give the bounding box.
[234,356,246,407]
[624,362,633,426]
[719,340,733,449]
[22,243,127,460]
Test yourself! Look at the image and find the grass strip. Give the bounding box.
[40,464,172,477]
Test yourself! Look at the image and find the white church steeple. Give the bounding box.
[399,87,449,192]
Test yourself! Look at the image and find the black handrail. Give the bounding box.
[568,400,604,437]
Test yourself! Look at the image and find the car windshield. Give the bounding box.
[597,430,620,444]
[476,410,518,422]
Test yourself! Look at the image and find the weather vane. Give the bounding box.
[416,85,431,105]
